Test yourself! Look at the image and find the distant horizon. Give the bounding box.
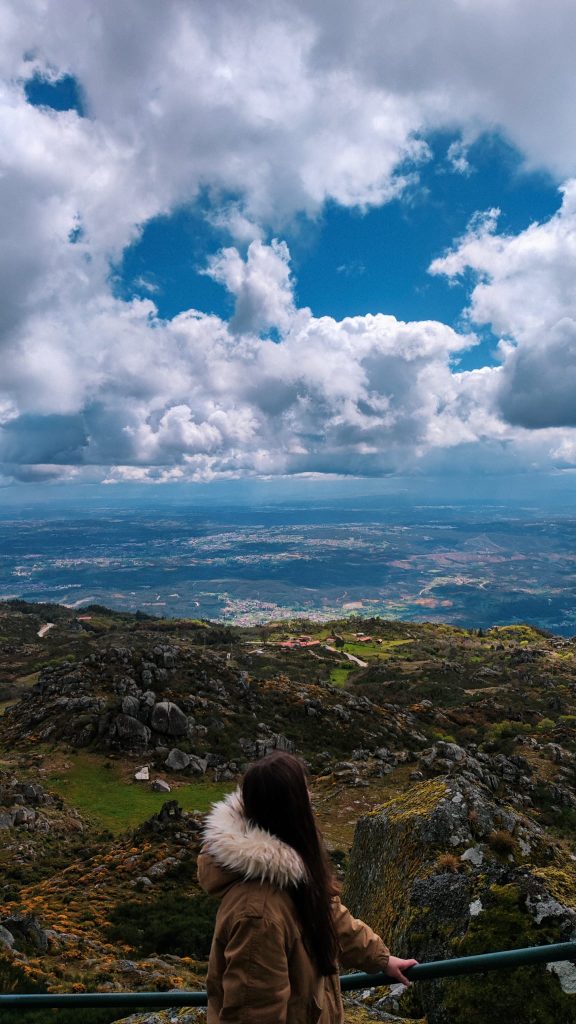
[3,475,576,510]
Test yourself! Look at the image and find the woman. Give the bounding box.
[197,751,417,1023]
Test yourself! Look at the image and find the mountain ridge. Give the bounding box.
[1,601,575,1022]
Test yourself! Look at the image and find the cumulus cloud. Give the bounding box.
[0,233,488,480]
[3,1,576,483]
[431,182,576,430]
[0,413,87,464]
[4,0,576,244]
[204,239,298,336]
[498,320,576,429]
[299,0,576,181]
[0,0,427,232]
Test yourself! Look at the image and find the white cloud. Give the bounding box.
[204,239,299,336]
[3,1,576,483]
[446,140,472,175]
[4,0,576,247]
[0,234,490,481]
[431,182,576,430]
[298,0,576,181]
[0,0,426,234]
[430,186,576,337]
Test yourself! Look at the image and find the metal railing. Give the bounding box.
[1,941,575,1010]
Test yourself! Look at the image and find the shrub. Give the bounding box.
[104,890,218,958]
[0,958,116,1024]
[0,954,46,994]
[487,829,516,857]
[431,731,457,744]
[487,720,531,742]
[435,853,462,874]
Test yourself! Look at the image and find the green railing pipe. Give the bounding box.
[341,939,576,989]
[1,941,575,1010]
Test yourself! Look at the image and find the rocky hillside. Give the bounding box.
[0,601,575,1022]
[0,610,425,776]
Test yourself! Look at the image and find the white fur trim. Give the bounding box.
[203,789,307,888]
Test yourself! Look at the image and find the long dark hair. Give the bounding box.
[242,751,339,975]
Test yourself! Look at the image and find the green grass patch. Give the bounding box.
[330,667,351,687]
[343,642,377,657]
[45,753,233,832]
[343,639,412,659]
[14,671,40,687]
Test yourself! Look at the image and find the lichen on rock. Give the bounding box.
[344,777,576,1024]
[344,779,450,950]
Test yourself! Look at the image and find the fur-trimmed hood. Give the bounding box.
[200,788,307,890]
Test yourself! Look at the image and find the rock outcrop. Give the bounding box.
[0,637,423,773]
[345,776,576,1024]
[0,772,78,835]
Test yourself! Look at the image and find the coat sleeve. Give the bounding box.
[333,898,390,973]
[219,914,291,1024]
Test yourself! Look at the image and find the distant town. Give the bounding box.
[2,502,576,634]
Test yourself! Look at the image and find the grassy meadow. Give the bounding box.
[45,752,233,832]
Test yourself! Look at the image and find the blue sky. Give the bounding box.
[116,129,561,373]
[24,71,85,116]
[3,1,576,500]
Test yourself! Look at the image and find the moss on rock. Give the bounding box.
[344,779,448,951]
[442,884,576,1024]
[344,779,576,1024]
[532,864,576,909]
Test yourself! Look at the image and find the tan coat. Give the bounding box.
[197,790,390,1024]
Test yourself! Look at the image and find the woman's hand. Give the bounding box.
[386,955,419,986]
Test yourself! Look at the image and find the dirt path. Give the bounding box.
[323,645,368,668]
[37,623,55,638]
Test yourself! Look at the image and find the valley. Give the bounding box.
[4,502,576,634]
